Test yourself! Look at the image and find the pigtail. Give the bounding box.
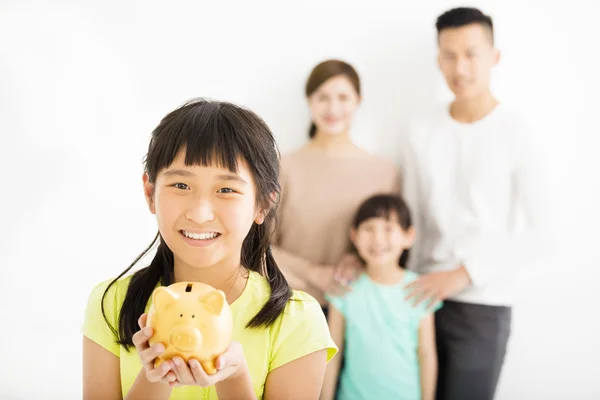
[244,217,292,328]
[101,232,174,350]
[399,249,410,268]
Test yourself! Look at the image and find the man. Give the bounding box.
[400,7,550,400]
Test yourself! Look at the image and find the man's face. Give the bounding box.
[437,23,499,101]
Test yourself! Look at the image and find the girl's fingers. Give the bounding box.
[138,313,148,330]
[139,342,165,366]
[146,360,171,382]
[189,359,211,385]
[172,357,196,382]
[162,370,178,385]
[132,326,152,350]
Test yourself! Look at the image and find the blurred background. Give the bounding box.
[0,0,598,398]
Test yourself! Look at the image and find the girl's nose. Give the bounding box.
[185,197,215,223]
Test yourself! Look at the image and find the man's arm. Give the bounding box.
[458,120,554,286]
[399,125,425,271]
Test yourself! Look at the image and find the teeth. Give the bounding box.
[183,231,218,240]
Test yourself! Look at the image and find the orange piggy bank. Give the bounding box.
[146,281,233,374]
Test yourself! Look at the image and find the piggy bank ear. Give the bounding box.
[200,290,226,315]
[153,287,179,311]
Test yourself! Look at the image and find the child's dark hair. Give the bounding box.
[101,98,292,350]
[351,194,413,267]
[436,7,494,44]
[305,59,361,138]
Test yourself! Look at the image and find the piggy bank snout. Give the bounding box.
[169,326,202,352]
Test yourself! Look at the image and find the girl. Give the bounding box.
[82,99,338,400]
[320,194,441,400]
[272,59,400,312]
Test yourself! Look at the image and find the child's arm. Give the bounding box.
[320,305,345,400]
[262,304,344,400]
[83,337,126,400]
[84,336,174,400]
[418,313,438,400]
[263,349,329,399]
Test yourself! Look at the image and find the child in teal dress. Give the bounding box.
[321,194,442,400]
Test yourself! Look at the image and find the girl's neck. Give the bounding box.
[307,131,361,157]
[173,256,248,304]
[366,263,405,285]
[450,90,498,123]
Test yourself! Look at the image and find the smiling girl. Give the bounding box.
[82,99,337,400]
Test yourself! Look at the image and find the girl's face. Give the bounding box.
[143,149,266,271]
[350,213,415,268]
[307,75,360,137]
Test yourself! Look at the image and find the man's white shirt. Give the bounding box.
[399,102,552,306]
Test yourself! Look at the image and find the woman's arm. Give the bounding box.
[264,349,328,400]
[82,337,123,400]
[270,245,319,290]
[271,159,336,291]
[320,306,345,400]
[418,313,438,400]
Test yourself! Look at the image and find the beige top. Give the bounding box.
[272,147,401,304]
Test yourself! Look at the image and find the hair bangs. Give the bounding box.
[353,194,412,231]
[144,100,250,181]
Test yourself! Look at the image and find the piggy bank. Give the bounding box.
[146,281,233,374]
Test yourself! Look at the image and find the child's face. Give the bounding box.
[143,149,266,270]
[351,213,414,268]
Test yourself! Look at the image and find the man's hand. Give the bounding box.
[404,266,472,309]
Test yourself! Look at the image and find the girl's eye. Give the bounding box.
[218,188,236,194]
[173,183,189,190]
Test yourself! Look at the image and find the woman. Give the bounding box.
[272,59,401,312]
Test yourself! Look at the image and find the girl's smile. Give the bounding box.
[180,230,222,247]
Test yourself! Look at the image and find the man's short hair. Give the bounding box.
[436,7,494,43]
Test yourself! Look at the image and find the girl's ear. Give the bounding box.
[255,191,278,225]
[349,227,358,247]
[404,226,416,248]
[254,209,266,225]
[142,173,156,215]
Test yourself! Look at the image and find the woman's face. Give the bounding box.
[307,75,360,137]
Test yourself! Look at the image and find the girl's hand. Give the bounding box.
[132,314,177,385]
[168,342,248,388]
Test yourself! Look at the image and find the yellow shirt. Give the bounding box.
[82,270,338,399]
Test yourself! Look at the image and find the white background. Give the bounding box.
[1,0,599,399]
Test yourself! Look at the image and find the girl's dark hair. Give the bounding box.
[305,59,361,138]
[101,98,292,350]
[351,194,413,267]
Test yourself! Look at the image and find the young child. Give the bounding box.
[320,194,441,400]
[82,98,338,400]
